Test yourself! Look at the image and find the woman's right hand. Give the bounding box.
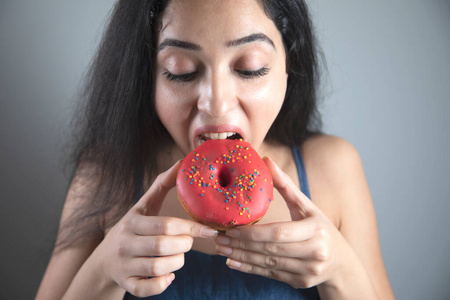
[91,160,218,298]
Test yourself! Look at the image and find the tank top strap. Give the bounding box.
[292,146,311,199]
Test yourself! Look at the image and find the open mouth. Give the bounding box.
[197,132,243,147]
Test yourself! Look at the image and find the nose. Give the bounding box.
[197,68,238,118]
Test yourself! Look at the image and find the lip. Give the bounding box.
[193,124,245,148]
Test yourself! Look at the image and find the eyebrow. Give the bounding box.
[157,33,275,52]
[227,33,275,49]
[157,39,202,52]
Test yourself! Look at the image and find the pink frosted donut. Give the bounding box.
[176,139,273,230]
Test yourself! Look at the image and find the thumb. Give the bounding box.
[263,156,313,220]
[136,160,182,216]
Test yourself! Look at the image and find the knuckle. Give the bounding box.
[278,181,289,194]
[155,173,165,187]
[315,225,329,240]
[128,277,167,298]
[312,219,322,232]
[238,239,247,249]
[263,268,275,279]
[117,241,127,257]
[308,263,324,277]
[117,218,133,234]
[294,277,315,289]
[313,242,329,262]
[238,251,249,263]
[160,220,172,235]
[272,225,287,242]
[115,236,130,257]
[150,237,164,255]
[156,172,171,191]
[264,242,279,255]
[264,255,279,269]
[245,263,254,274]
[156,277,169,294]
[182,235,194,251]
[130,282,146,298]
[187,223,197,236]
[157,218,176,235]
[267,269,282,281]
[315,251,328,263]
[249,229,262,241]
[153,221,164,235]
[148,260,161,276]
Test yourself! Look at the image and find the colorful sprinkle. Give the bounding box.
[179,139,272,226]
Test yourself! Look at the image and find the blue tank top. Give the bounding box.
[125,146,320,299]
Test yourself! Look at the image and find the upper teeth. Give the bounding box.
[197,132,237,146]
[203,132,236,140]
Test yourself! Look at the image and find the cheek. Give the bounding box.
[154,80,192,125]
[239,72,287,118]
[154,87,172,126]
[238,71,287,146]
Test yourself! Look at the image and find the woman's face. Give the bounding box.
[154,0,288,155]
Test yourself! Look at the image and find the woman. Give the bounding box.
[36,0,395,299]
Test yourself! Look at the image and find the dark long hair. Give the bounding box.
[56,0,322,250]
[262,0,322,144]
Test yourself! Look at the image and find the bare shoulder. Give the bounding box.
[301,134,371,229]
[36,163,103,299]
[302,136,394,297]
[302,134,362,172]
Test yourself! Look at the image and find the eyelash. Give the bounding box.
[162,67,270,82]
[236,67,270,79]
[163,71,198,82]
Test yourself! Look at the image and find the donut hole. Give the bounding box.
[218,167,232,188]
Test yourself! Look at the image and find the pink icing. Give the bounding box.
[176,139,273,228]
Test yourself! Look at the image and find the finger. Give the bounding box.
[264,156,315,220]
[132,215,218,238]
[225,219,316,243]
[215,234,320,259]
[129,235,193,257]
[217,247,302,274]
[128,254,185,277]
[225,259,303,288]
[124,273,175,298]
[136,160,182,216]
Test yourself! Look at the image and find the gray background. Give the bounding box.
[1,0,449,299]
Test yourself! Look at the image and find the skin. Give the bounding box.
[36,0,395,299]
[154,0,288,153]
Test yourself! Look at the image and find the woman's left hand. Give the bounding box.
[214,157,348,289]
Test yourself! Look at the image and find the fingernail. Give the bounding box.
[226,258,242,269]
[216,245,233,256]
[226,229,240,238]
[166,273,175,284]
[215,235,231,245]
[201,227,218,237]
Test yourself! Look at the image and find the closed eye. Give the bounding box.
[163,71,197,82]
[236,67,270,79]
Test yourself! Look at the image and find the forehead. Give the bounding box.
[158,0,281,46]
